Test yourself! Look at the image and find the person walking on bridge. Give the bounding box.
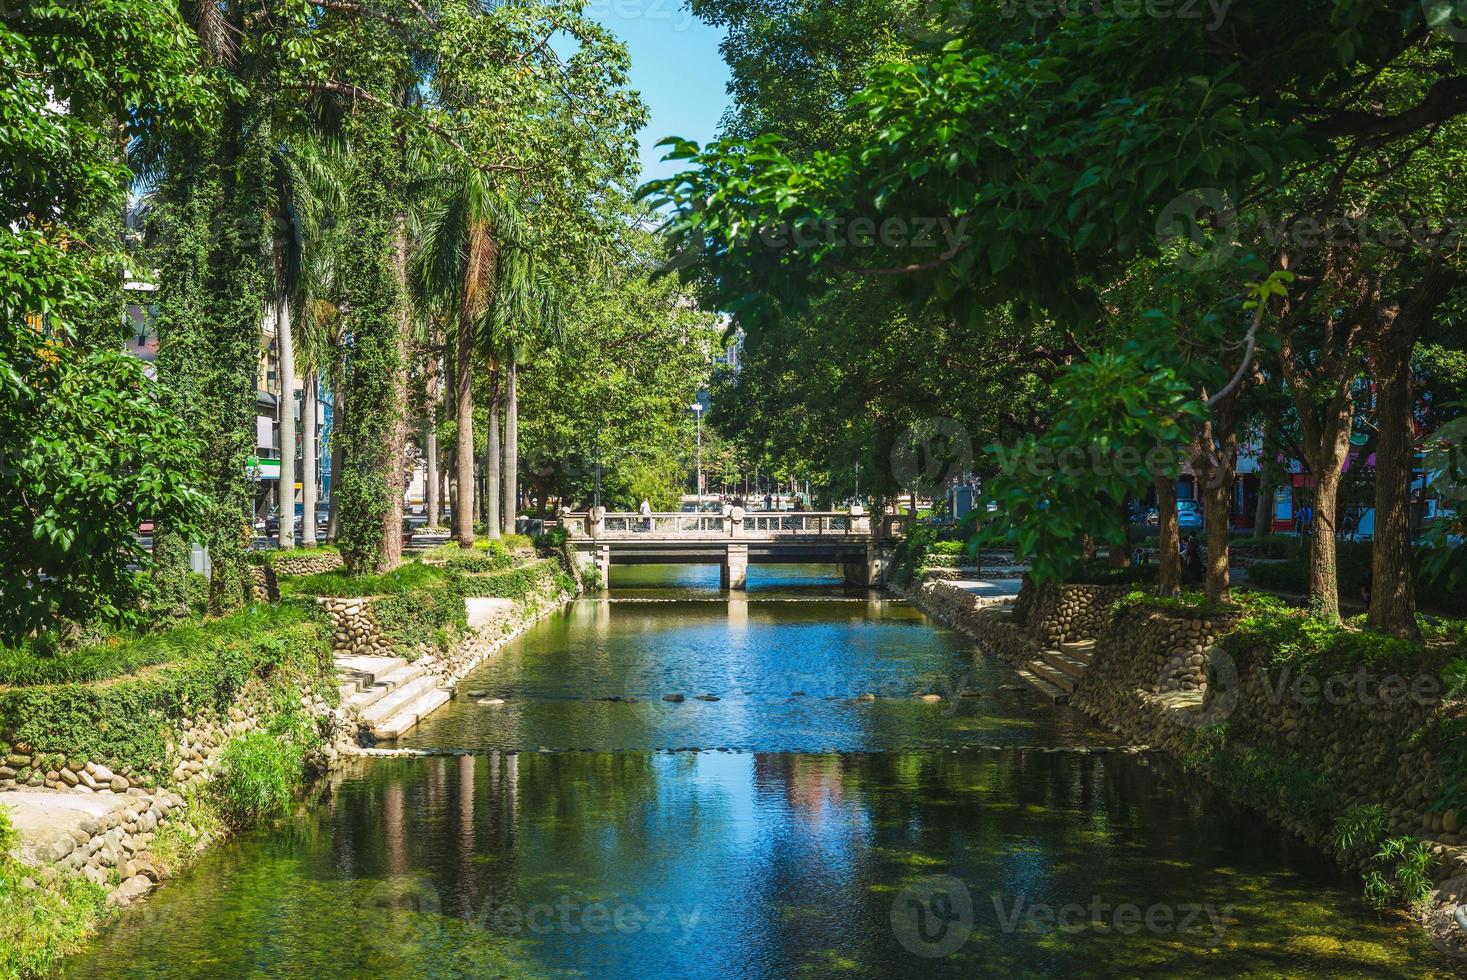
[639,498,652,532]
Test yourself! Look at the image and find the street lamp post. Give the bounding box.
[691,402,704,506]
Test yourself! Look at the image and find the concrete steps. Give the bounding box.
[1014,667,1070,703]
[372,685,452,740]
[335,654,450,740]
[1015,639,1095,704]
[360,674,446,730]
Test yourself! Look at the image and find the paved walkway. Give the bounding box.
[948,578,1023,599]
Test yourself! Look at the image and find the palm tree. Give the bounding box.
[266,135,342,549]
[492,246,565,534]
[414,168,521,547]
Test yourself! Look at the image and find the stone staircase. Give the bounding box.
[1014,639,1094,704]
[336,654,451,741]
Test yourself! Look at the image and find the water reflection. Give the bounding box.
[67,751,1442,978]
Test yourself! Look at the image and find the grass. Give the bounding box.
[0,603,324,687]
[0,803,111,978]
[277,561,450,598]
[212,711,316,829]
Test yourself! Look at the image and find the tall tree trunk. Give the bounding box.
[502,361,518,535]
[301,372,318,547]
[1369,345,1420,638]
[1253,454,1274,538]
[485,371,502,540]
[1154,473,1181,596]
[1200,459,1236,604]
[1363,265,1455,637]
[273,262,296,550]
[326,384,344,541]
[376,211,412,573]
[452,307,475,548]
[1108,498,1130,568]
[425,416,439,529]
[1306,462,1346,619]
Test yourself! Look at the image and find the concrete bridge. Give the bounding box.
[557,507,902,589]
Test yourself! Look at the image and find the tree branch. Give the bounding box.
[1309,75,1467,141]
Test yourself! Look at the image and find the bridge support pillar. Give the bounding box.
[842,545,881,587]
[721,543,748,591]
[594,545,611,590]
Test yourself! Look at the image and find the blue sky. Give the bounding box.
[591,2,731,187]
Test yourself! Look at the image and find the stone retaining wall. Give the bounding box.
[909,579,1467,948]
[1016,579,1134,645]
[316,596,400,658]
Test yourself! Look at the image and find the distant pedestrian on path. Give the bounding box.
[764,492,773,511]
[639,498,652,531]
[1184,535,1204,584]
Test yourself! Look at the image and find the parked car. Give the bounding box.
[1177,500,1204,530]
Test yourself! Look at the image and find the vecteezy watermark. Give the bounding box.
[892,875,974,957]
[892,877,1234,957]
[754,215,969,260]
[901,0,1232,43]
[1423,0,1467,42]
[1000,0,1233,29]
[987,441,1232,491]
[891,417,974,497]
[587,0,695,30]
[992,892,1233,942]
[1157,188,1467,270]
[1256,666,1450,708]
[356,878,702,953]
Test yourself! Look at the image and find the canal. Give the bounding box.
[66,566,1445,977]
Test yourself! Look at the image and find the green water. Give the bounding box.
[66,566,1446,977]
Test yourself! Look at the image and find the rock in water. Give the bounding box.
[959,688,981,698]
[856,693,876,702]
[477,698,505,706]
[695,694,720,702]
[663,694,685,703]
[919,693,943,702]
[790,691,806,697]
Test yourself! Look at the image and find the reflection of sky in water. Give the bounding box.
[408,583,1112,752]
[66,751,1445,978]
[57,567,1452,978]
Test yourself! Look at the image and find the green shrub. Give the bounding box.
[0,804,14,855]
[1218,600,1452,674]
[0,847,109,978]
[0,605,332,777]
[459,560,564,601]
[1065,557,1158,586]
[372,577,468,652]
[212,729,304,828]
[0,603,326,687]
[278,561,449,598]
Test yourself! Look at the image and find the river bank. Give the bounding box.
[0,553,575,976]
[906,575,1467,962]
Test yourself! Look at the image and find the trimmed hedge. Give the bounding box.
[1243,541,1465,611]
[0,604,334,778]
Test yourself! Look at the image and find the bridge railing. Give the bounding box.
[557,510,903,540]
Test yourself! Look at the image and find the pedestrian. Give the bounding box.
[1360,567,1373,607]
[638,497,652,531]
[1184,535,1204,584]
[764,492,773,512]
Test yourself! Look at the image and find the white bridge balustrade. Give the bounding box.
[555,507,902,589]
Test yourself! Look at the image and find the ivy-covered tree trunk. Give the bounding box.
[377,211,414,572]
[204,100,272,613]
[334,117,405,575]
[152,141,221,612]
[484,370,502,540]
[1369,343,1421,638]
[301,372,319,547]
